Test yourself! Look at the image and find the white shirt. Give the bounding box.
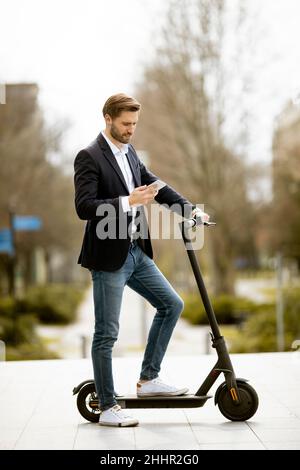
[101,131,138,238]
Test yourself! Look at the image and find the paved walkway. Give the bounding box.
[1,352,300,450]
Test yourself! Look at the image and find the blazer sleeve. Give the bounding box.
[74,150,122,220]
[138,158,195,218]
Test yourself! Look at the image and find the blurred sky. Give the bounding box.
[1,0,300,170]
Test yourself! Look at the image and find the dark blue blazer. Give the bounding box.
[74,133,194,271]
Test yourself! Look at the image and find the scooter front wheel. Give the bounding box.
[217,381,259,421]
[77,382,100,423]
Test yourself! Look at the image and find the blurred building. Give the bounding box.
[272,101,300,265]
[273,101,300,178]
[0,83,40,135]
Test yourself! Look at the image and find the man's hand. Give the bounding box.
[129,184,158,207]
[191,207,210,223]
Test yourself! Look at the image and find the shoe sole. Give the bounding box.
[99,420,139,427]
[137,388,189,398]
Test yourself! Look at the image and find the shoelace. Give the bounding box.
[151,378,178,390]
[152,377,166,385]
[138,377,173,388]
[154,377,162,382]
[112,405,121,411]
[111,405,131,418]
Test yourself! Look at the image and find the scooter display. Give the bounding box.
[73,217,259,423]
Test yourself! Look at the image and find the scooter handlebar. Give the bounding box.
[184,218,216,229]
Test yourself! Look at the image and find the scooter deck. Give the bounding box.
[115,394,212,409]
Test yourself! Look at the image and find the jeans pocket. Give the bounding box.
[91,269,102,282]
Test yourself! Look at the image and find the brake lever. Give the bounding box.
[203,221,216,226]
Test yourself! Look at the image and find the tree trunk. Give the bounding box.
[208,232,235,296]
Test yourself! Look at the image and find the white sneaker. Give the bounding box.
[137,377,189,397]
[99,405,139,427]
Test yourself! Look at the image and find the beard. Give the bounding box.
[110,123,132,144]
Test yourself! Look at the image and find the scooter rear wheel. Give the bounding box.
[217,381,259,421]
[77,382,100,423]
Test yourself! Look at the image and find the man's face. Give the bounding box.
[106,111,139,144]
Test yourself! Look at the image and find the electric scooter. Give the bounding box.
[73,217,259,423]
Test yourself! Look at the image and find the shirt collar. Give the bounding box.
[101,131,128,156]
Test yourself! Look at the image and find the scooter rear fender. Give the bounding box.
[72,379,94,395]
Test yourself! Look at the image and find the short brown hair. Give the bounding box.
[102,93,141,119]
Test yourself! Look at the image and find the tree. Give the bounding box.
[267,102,300,266]
[134,0,257,294]
[0,84,83,294]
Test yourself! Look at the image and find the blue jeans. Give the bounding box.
[91,240,184,411]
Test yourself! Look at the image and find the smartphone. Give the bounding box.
[147,180,166,191]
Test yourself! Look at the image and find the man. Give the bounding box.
[74,93,209,427]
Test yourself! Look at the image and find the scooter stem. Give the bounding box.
[179,220,221,340]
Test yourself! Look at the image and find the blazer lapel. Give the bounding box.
[97,133,129,193]
[126,147,140,187]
